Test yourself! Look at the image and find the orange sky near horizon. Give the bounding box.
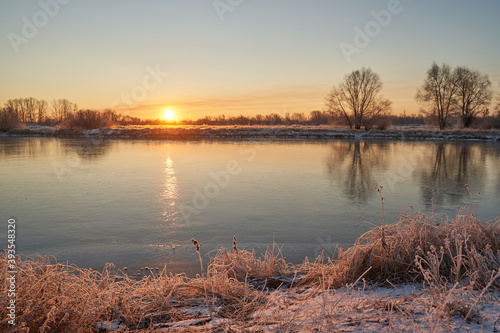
[113,82,421,121]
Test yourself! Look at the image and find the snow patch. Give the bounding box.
[95,319,124,331]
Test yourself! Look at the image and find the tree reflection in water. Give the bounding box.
[325,140,494,209]
[326,140,389,204]
[419,143,486,208]
[59,138,113,161]
[0,137,48,158]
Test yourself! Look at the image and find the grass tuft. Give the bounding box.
[299,208,500,289]
[209,238,294,289]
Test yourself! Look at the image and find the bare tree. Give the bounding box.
[61,99,77,120]
[283,112,291,124]
[102,109,121,123]
[416,63,459,130]
[17,99,26,122]
[265,113,282,125]
[454,66,492,127]
[36,99,48,123]
[24,97,37,122]
[309,110,324,125]
[52,98,77,122]
[325,67,392,130]
[291,112,305,123]
[254,114,264,123]
[51,99,63,121]
[4,99,19,117]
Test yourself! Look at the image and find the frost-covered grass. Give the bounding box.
[300,206,500,289]
[1,208,499,332]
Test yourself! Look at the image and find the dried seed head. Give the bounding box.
[191,238,201,252]
[233,235,238,254]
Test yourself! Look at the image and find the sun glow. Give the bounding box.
[164,109,175,121]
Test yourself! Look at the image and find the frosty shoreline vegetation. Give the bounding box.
[3,124,500,142]
[1,207,499,332]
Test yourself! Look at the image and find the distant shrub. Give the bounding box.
[362,114,391,131]
[0,109,22,131]
[376,115,392,130]
[330,114,354,128]
[63,110,113,129]
[476,115,500,130]
[424,114,438,128]
[445,115,462,129]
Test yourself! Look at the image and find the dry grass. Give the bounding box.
[209,236,295,289]
[299,207,500,290]
[1,208,499,332]
[0,254,265,332]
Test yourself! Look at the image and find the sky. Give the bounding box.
[1,0,499,120]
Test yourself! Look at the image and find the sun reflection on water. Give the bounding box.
[162,156,179,222]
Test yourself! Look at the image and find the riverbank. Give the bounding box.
[1,208,499,332]
[3,124,500,141]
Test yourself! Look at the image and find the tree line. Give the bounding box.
[1,63,499,130]
[3,98,78,123]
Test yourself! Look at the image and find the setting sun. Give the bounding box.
[164,109,175,121]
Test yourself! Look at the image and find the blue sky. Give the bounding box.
[1,0,499,119]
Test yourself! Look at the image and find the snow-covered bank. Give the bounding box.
[3,124,500,141]
[94,284,500,332]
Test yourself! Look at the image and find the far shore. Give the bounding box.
[2,124,500,142]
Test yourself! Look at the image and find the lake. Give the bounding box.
[1,137,499,276]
